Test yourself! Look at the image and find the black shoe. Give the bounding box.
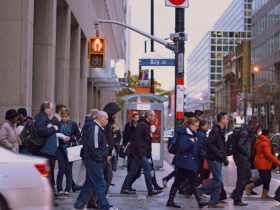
[129,187,136,192]
[166,200,181,208]
[154,185,164,191]
[87,203,100,209]
[148,190,162,196]
[72,184,82,192]
[198,201,209,208]
[110,183,116,186]
[120,189,136,194]
[234,201,248,206]
[74,203,84,209]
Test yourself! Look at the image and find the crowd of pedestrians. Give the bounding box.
[1,103,280,209]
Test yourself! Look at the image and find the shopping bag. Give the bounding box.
[66,145,83,162]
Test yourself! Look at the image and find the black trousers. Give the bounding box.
[254,170,271,191]
[233,156,251,202]
[163,169,177,182]
[171,168,198,195]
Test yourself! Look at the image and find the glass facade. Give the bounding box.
[213,0,252,34]
[252,0,270,14]
[251,0,280,86]
[186,0,252,110]
[252,2,280,38]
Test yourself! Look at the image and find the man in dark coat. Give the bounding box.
[199,112,229,208]
[231,120,258,206]
[103,102,121,192]
[121,110,162,196]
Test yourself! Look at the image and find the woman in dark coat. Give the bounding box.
[166,117,208,209]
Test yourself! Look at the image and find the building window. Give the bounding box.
[211,32,217,37]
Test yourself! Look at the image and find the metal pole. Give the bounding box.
[244,86,247,124]
[174,8,185,126]
[94,19,175,51]
[151,0,154,52]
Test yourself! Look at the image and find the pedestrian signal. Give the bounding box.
[89,37,105,68]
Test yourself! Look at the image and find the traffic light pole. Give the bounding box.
[94,19,175,51]
[174,8,185,126]
[95,17,185,125]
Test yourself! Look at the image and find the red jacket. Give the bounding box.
[254,134,280,170]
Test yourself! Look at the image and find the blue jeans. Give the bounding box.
[56,149,73,192]
[122,155,153,192]
[74,159,109,210]
[199,160,223,205]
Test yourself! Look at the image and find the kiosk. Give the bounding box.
[121,94,168,168]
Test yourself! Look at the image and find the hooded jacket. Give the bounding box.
[82,116,96,134]
[234,126,256,160]
[254,134,280,170]
[206,123,227,163]
[172,126,199,172]
[103,102,121,155]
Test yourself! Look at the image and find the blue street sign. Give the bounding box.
[139,58,175,66]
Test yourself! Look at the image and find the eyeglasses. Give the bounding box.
[192,124,199,128]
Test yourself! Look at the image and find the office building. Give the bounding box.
[186,0,252,111]
[251,0,280,131]
[0,0,126,123]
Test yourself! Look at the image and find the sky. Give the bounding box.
[126,0,233,90]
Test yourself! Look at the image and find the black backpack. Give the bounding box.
[25,121,48,154]
[168,135,178,154]
[226,129,242,156]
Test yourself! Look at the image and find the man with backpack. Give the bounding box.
[231,119,259,206]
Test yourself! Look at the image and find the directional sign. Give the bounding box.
[139,58,175,66]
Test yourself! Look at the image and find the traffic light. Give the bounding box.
[88,36,105,68]
[165,0,189,8]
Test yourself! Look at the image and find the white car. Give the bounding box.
[0,147,53,210]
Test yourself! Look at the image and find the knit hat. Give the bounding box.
[5,109,19,120]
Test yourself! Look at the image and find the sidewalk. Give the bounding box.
[54,156,280,210]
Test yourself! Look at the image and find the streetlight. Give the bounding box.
[252,65,276,73]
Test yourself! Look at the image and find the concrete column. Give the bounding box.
[32,0,57,115]
[55,5,71,106]
[87,80,94,114]
[69,24,81,123]
[79,36,89,125]
[0,0,34,118]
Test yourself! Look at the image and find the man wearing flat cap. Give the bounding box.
[0,109,21,152]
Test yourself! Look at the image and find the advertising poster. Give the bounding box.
[126,110,161,144]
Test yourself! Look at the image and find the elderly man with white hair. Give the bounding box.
[74,111,118,210]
